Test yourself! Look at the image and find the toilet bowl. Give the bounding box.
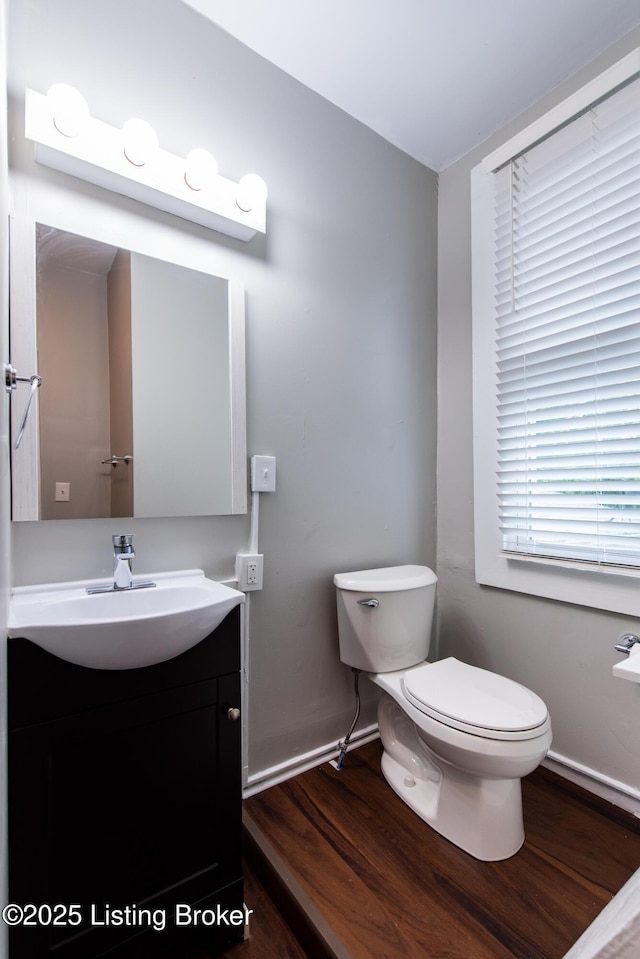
[334,565,552,861]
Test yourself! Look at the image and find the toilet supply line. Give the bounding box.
[334,667,362,770]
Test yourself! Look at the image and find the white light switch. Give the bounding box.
[55,482,70,502]
[251,455,276,492]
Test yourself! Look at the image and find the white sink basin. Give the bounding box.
[613,643,640,684]
[8,569,245,670]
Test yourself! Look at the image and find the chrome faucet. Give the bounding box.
[614,633,640,655]
[86,534,156,595]
[113,533,135,589]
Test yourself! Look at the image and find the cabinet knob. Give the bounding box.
[227,707,241,721]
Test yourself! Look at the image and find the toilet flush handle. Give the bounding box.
[358,598,379,608]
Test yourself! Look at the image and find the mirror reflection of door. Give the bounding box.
[36,226,132,519]
[107,249,134,518]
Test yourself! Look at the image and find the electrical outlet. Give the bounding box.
[235,553,264,591]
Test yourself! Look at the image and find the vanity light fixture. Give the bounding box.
[25,86,267,241]
[122,117,159,167]
[184,148,219,191]
[47,83,90,138]
[236,173,268,213]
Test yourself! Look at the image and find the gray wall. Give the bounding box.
[7,0,438,778]
[437,26,640,809]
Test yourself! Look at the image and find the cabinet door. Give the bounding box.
[9,675,243,959]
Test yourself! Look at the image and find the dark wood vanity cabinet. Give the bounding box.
[7,606,244,959]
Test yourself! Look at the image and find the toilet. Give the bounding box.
[334,565,552,861]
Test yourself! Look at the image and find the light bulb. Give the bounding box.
[46,83,89,138]
[235,174,268,213]
[184,148,219,191]
[122,118,159,166]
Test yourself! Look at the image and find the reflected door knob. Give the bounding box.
[227,707,241,721]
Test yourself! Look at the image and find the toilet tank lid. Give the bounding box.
[333,565,437,592]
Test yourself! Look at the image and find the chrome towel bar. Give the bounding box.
[4,363,43,450]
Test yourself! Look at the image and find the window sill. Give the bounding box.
[502,551,640,579]
[475,548,640,617]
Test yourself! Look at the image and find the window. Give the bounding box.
[472,51,640,615]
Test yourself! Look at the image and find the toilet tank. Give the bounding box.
[333,565,437,672]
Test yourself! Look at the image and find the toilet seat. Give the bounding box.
[402,658,549,742]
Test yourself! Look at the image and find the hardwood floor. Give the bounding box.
[218,859,309,959]
[181,858,309,959]
[242,740,640,959]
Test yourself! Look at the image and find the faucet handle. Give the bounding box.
[614,633,640,655]
[113,533,134,551]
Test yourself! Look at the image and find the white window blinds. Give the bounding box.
[494,76,640,567]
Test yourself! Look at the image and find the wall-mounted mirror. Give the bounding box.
[9,221,247,521]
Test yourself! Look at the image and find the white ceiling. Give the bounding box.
[182,0,640,171]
